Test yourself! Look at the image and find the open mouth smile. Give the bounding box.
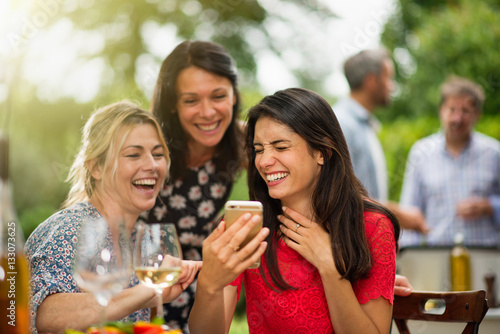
[196,121,221,132]
[266,172,289,183]
[132,178,157,191]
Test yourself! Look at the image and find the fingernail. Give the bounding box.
[277,215,282,220]
[282,206,287,212]
[251,215,261,222]
[242,212,252,220]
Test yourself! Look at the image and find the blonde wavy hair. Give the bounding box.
[63,101,170,208]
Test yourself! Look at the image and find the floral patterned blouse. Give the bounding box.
[25,202,149,334]
[140,159,233,332]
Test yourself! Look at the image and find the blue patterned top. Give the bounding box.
[25,201,149,334]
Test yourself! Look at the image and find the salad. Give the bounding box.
[65,321,182,334]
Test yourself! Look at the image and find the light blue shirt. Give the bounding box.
[334,97,388,201]
[399,132,500,247]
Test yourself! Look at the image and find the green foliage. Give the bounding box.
[228,312,248,334]
[382,0,500,120]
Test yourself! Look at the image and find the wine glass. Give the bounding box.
[73,217,133,330]
[134,222,183,323]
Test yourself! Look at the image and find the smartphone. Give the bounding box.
[224,200,263,269]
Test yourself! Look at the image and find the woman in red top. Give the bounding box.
[189,88,400,334]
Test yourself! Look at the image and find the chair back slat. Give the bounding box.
[393,290,489,334]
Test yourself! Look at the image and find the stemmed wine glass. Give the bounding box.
[134,222,183,323]
[73,217,133,330]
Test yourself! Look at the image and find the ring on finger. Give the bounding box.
[295,223,301,233]
[227,242,239,252]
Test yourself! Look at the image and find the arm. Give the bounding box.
[36,260,200,334]
[189,214,269,334]
[36,284,155,333]
[384,201,429,234]
[279,207,393,334]
[456,197,494,220]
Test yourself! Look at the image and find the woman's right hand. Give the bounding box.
[197,213,269,294]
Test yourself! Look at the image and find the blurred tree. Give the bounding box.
[8,0,337,103]
[380,0,500,120]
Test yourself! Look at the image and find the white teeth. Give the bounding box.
[266,172,289,182]
[133,179,156,186]
[197,122,219,131]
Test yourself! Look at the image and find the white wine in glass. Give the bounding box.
[134,223,182,323]
[73,217,133,329]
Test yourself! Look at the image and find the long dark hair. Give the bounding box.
[245,88,400,290]
[150,40,243,181]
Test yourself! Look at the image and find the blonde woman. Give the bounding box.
[25,101,200,334]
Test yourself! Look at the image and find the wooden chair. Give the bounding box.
[393,290,489,334]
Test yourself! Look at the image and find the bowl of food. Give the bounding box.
[65,321,182,334]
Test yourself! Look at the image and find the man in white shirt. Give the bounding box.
[334,48,428,233]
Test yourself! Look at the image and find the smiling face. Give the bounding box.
[92,123,167,218]
[175,66,236,155]
[253,117,324,209]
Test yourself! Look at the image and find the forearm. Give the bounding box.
[319,266,389,334]
[188,283,227,334]
[36,285,156,334]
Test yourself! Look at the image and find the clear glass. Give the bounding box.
[134,223,182,323]
[73,217,133,331]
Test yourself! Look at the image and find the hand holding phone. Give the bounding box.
[224,200,263,269]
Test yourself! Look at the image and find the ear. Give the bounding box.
[364,73,378,90]
[317,151,324,166]
[86,159,102,181]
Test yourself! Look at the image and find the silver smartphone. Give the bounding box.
[224,200,263,268]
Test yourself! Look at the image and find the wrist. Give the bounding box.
[133,284,157,309]
[196,272,226,296]
[318,261,343,281]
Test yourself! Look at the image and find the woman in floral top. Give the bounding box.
[25,101,199,334]
[142,40,245,332]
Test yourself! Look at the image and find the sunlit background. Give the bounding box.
[1,0,500,241]
[1,0,394,104]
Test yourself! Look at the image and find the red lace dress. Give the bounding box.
[230,211,396,334]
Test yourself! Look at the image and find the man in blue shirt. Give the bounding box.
[334,48,429,233]
[399,76,500,247]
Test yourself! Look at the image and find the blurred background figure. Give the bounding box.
[399,76,500,247]
[333,48,429,234]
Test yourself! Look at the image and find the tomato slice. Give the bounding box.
[133,322,164,334]
[86,326,125,334]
